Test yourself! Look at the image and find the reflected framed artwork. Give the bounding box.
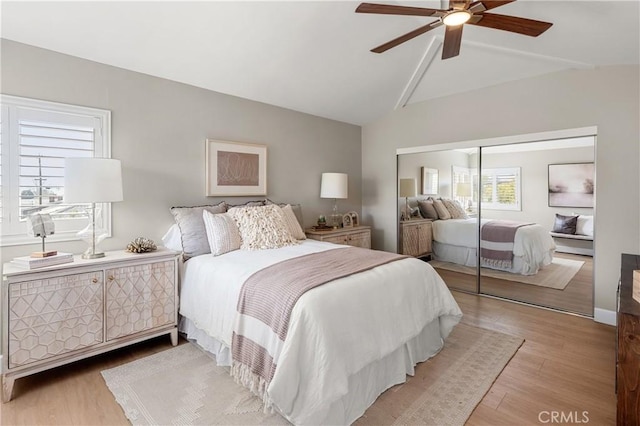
[206,139,267,196]
[548,162,594,208]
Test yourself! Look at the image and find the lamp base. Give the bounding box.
[81,252,105,259]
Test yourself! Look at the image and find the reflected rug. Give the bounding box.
[430,257,584,290]
[101,324,522,425]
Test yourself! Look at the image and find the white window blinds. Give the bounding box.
[1,95,111,246]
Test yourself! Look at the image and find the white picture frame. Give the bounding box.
[205,139,267,196]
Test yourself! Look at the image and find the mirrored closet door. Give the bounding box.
[397,135,595,316]
[478,138,595,315]
[397,147,480,293]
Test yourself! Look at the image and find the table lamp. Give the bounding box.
[456,182,472,211]
[399,178,417,220]
[320,172,348,228]
[64,158,123,259]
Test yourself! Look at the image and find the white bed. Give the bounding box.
[432,218,555,275]
[179,239,462,425]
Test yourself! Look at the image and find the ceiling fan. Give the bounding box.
[356,0,553,59]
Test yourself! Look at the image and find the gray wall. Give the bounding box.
[0,40,362,267]
[362,65,640,314]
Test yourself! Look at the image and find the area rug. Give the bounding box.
[430,257,584,290]
[101,324,523,426]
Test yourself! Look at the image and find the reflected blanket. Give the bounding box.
[480,220,533,269]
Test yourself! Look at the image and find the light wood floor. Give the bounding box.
[435,252,594,315]
[1,291,615,425]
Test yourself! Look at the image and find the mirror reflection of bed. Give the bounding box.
[397,136,595,317]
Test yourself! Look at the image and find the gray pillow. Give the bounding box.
[417,199,439,220]
[553,214,578,234]
[170,202,227,260]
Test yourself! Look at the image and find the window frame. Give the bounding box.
[480,166,522,211]
[1,94,112,247]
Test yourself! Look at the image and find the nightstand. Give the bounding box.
[2,248,179,402]
[305,225,371,249]
[399,219,433,258]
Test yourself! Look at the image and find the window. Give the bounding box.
[1,95,111,246]
[480,167,521,211]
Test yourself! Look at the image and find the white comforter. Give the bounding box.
[180,240,462,425]
[432,218,555,274]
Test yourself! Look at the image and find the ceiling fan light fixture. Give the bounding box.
[442,10,471,26]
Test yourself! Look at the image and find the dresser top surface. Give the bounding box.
[3,247,179,278]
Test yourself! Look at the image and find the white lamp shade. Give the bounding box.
[399,178,417,198]
[456,182,472,197]
[320,173,348,199]
[64,158,123,203]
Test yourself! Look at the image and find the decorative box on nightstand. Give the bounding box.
[305,225,371,249]
[1,248,179,402]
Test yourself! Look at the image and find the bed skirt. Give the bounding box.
[433,241,553,275]
[179,316,446,424]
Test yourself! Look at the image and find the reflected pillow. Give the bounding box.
[576,214,594,237]
[417,199,439,220]
[553,214,578,234]
[433,199,451,220]
[441,198,468,220]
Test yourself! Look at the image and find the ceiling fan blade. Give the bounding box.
[442,25,464,59]
[468,0,515,13]
[371,21,443,53]
[470,12,553,36]
[356,2,445,17]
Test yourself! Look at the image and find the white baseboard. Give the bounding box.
[594,308,616,326]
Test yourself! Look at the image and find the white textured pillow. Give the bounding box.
[281,204,306,240]
[202,211,242,256]
[228,204,298,250]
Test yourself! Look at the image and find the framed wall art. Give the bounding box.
[205,139,267,196]
[548,162,594,208]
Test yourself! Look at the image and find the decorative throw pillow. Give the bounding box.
[441,198,468,220]
[417,199,439,220]
[170,202,227,260]
[281,204,306,240]
[575,214,594,237]
[202,211,242,256]
[228,204,298,250]
[265,199,304,227]
[432,199,451,220]
[553,214,578,234]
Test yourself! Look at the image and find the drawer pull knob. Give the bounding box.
[92,278,98,284]
[108,275,115,281]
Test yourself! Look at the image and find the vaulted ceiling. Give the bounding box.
[2,1,639,125]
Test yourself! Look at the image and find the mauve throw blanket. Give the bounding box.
[231,247,408,407]
[480,220,532,269]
